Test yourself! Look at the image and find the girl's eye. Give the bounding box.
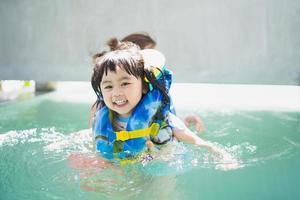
[121,82,131,86]
[104,85,112,90]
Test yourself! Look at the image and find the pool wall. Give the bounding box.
[1,0,299,85]
[51,82,300,112]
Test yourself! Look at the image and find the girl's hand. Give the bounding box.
[146,140,155,151]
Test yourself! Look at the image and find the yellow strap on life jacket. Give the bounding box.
[115,123,160,141]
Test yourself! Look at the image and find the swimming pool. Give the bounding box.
[1,83,299,200]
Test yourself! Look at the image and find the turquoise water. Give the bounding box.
[0,93,299,200]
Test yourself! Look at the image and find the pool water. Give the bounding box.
[0,92,299,200]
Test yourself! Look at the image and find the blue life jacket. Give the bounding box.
[93,68,174,160]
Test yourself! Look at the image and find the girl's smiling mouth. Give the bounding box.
[112,99,128,106]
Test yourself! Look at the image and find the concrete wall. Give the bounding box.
[0,0,299,85]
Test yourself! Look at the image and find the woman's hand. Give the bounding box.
[183,114,205,132]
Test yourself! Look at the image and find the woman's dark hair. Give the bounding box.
[121,32,156,49]
[92,32,155,65]
[91,39,169,111]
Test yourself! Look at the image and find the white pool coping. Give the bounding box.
[51,82,300,112]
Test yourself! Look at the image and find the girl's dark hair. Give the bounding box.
[144,68,170,119]
[91,41,143,104]
[121,32,156,49]
[91,39,169,111]
[92,51,107,65]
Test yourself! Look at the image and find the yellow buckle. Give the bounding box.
[116,123,160,141]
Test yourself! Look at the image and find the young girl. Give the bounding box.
[89,32,204,132]
[90,40,237,167]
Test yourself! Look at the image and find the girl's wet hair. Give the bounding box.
[91,40,143,102]
[91,39,169,109]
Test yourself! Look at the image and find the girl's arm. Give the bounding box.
[173,127,228,157]
[169,113,237,162]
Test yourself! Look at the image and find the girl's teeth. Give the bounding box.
[114,100,126,105]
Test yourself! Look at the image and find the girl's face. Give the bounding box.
[100,66,144,118]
